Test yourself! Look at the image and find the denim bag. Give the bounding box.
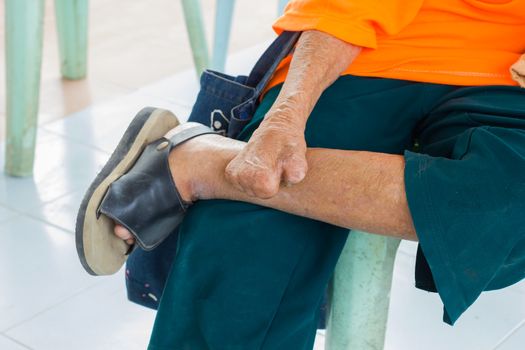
[125,31,300,309]
[187,31,300,138]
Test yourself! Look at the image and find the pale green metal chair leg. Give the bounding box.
[54,0,88,80]
[211,0,235,71]
[4,0,45,177]
[182,0,286,74]
[326,231,401,350]
[181,0,210,76]
[278,0,288,15]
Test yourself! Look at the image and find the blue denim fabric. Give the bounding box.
[186,31,300,138]
[125,228,180,309]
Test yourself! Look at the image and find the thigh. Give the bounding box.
[150,76,458,349]
[405,85,525,325]
[150,199,349,349]
[240,75,455,153]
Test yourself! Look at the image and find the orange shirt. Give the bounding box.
[270,0,525,88]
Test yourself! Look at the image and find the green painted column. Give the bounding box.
[278,0,288,15]
[326,231,401,350]
[54,0,89,80]
[211,0,235,71]
[5,0,45,177]
[181,0,210,76]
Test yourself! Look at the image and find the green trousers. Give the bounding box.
[148,76,525,349]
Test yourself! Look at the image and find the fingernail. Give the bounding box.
[294,170,306,180]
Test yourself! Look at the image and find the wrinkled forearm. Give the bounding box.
[225,31,362,197]
[265,30,361,129]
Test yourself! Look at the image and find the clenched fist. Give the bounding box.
[225,114,308,199]
[224,30,360,198]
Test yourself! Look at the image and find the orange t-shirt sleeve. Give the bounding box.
[273,0,424,49]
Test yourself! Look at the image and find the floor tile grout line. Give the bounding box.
[0,198,125,334]
[38,127,112,155]
[135,92,195,109]
[11,69,204,156]
[0,192,79,213]
[0,332,34,350]
[0,202,20,223]
[0,192,80,235]
[39,79,195,129]
[38,99,195,154]
[91,79,137,96]
[21,210,76,235]
[491,318,525,350]
[36,83,139,129]
[0,202,16,211]
[2,278,110,334]
[0,182,82,209]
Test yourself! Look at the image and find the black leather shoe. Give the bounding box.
[75,107,215,276]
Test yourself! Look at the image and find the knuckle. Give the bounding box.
[285,156,306,169]
[285,156,307,170]
[253,172,272,186]
[224,165,234,177]
[283,167,307,184]
[224,167,237,183]
[252,177,278,198]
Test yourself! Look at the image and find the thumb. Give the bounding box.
[282,152,308,185]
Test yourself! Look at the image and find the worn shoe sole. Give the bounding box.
[75,107,180,276]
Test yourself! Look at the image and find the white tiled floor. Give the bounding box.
[1,44,524,350]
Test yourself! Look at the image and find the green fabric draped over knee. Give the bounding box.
[404,86,525,325]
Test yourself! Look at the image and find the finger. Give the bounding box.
[228,160,279,199]
[226,153,281,198]
[225,158,250,193]
[236,169,258,197]
[225,161,263,198]
[282,153,308,185]
[244,166,281,198]
[243,155,282,198]
[114,224,133,240]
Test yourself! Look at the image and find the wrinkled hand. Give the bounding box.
[225,116,308,198]
[510,53,525,87]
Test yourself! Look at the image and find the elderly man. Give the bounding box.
[76,0,525,349]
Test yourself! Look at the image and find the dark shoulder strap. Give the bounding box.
[245,31,301,94]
